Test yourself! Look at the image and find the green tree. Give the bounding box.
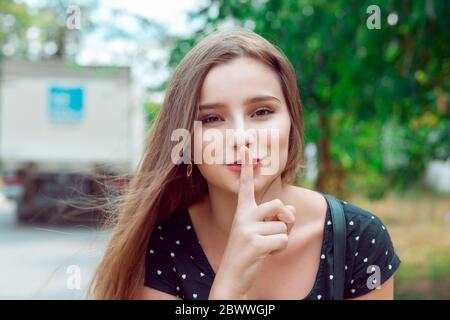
[0,0,98,60]
[1,0,38,57]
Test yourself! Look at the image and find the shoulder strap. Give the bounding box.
[322,193,346,300]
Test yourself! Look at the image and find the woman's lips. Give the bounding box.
[225,159,261,172]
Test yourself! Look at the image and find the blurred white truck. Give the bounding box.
[0,59,145,224]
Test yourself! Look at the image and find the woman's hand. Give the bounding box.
[209,146,296,299]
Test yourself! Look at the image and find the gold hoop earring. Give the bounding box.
[186,164,193,178]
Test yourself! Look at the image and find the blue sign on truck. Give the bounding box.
[48,86,84,123]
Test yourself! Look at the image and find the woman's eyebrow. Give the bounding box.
[198,95,281,110]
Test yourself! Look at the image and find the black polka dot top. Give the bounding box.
[144,194,401,300]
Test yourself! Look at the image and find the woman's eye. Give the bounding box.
[201,115,220,124]
[252,108,274,117]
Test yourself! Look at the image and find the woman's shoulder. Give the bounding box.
[288,186,401,296]
[340,199,386,232]
[313,191,396,259]
[148,208,192,248]
[147,207,204,264]
[288,186,390,238]
[335,197,401,298]
[144,209,189,297]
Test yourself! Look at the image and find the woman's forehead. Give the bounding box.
[199,57,285,108]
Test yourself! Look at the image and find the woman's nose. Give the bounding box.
[231,128,255,149]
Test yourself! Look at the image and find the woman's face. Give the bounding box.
[195,56,291,195]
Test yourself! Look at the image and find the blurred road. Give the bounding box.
[0,196,112,299]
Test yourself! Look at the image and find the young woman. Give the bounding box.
[89,28,401,300]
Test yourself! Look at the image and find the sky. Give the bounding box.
[76,0,205,66]
[21,0,203,35]
[19,0,206,98]
[102,0,203,35]
[87,0,204,99]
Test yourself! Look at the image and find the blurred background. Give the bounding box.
[0,0,448,299]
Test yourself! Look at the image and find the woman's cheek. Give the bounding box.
[197,163,218,184]
[259,118,290,178]
[279,124,290,171]
[196,132,231,190]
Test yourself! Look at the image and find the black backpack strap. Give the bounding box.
[323,193,347,300]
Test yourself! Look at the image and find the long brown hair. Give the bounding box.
[88,27,305,299]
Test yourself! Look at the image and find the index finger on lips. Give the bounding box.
[236,145,256,210]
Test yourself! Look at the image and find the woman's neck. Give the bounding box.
[204,176,289,239]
